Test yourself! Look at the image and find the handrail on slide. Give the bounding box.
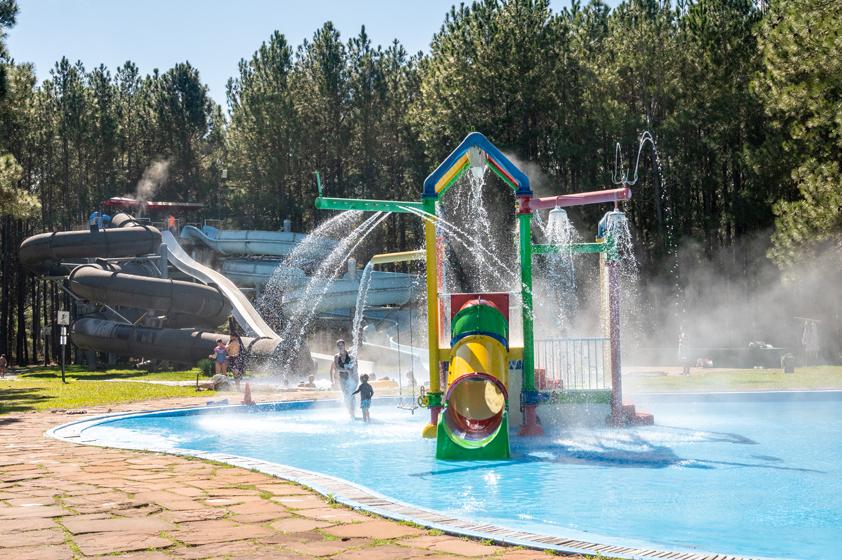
[161,231,277,339]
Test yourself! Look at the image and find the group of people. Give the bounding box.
[210,335,374,419]
[329,338,374,422]
[210,333,245,389]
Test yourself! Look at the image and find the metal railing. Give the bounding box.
[534,337,609,390]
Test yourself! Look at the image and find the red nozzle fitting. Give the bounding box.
[517,196,532,214]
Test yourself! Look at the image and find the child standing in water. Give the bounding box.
[352,374,374,422]
[210,340,227,375]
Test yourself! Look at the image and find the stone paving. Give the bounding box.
[0,392,583,559]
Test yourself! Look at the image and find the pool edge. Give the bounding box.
[46,400,783,560]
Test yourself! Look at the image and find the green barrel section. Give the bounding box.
[436,412,510,460]
[450,301,508,346]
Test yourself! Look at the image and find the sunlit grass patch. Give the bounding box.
[0,365,214,414]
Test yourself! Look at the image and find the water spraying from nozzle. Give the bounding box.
[467,147,486,180]
[544,207,579,333]
[600,209,635,268]
[599,208,643,350]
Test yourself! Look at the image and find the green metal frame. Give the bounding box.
[487,162,519,192]
[314,171,424,214]
[315,196,423,214]
[518,213,535,394]
[540,389,612,405]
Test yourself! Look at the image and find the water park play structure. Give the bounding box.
[314,131,651,460]
[19,131,652,458]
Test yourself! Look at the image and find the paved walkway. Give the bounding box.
[0,393,577,560]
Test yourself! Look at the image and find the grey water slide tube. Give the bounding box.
[19,218,161,276]
[180,224,335,258]
[70,318,280,364]
[19,213,320,370]
[67,264,231,329]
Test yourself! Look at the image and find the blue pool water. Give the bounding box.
[79,392,842,559]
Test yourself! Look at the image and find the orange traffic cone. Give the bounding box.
[241,382,255,406]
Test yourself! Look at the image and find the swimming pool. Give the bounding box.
[55,391,842,559]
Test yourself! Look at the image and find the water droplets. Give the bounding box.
[543,207,580,333]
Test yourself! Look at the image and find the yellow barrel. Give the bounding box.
[444,335,508,440]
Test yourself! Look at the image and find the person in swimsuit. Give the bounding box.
[330,339,358,419]
[226,334,243,390]
[209,340,227,375]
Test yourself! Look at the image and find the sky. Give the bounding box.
[6,0,618,110]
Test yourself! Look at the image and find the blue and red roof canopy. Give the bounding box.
[422,132,532,199]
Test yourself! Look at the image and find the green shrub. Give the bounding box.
[196,359,213,376]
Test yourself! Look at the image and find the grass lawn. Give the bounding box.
[624,365,842,393]
[0,365,215,414]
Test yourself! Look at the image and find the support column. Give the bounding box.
[517,207,542,436]
[608,259,624,425]
[158,243,168,279]
[422,197,442,438]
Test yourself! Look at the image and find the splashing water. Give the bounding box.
[258,210,362,328]
[604,210,637,274]
[602,209,644,350]
[402,204,538,336]
[544,207,580,333]
[612,131,675,352]
[637,133,688,359]
[350,261,375,358]
[464,167,496,291]
[275,212,389,378]
[400,206,519,288]
[434,169,516,293]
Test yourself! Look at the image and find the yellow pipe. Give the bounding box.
[369,249,425,266]
[434,154,469,193]
[449,335,508,386]
[422,213,440,439]
[424,218,440,391]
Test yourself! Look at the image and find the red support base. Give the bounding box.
[608,402,655,427]
[519,404,544,436]
[241,383,255,406]
[430,406,441,427]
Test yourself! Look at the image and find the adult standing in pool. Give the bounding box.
[330,339,358,419]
